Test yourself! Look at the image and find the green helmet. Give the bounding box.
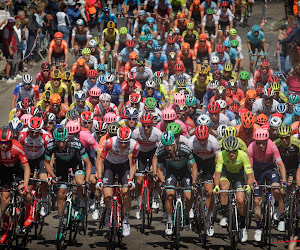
[140,35,148,42]
[224,126,237,138]
[288,94,300,105]
[278,124,292,137]
[161,131,175,146]
[186,96,197,107]
[107,122,121,136]
[230,39,238,47]
[53,127,68,141]
[206,8,214,15]
[229,28,237,36]
[82,48,91,55]
[166,122,181,135]
[119,27,128,35]
[144,97,157,110]
[239,71,250,80]
[223,136,239,151]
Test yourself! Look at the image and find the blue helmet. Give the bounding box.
[223,40,231,47]
[98,74,106,85]
[125,107,139,118]
[276,103,288,114]
[146,33,154,40]
[154,45,162,52]
[138,10,145,16]
[97,63,106,71]
[103,7,110,12]
[146,17,154,24]
[252,25,260,32]
[294,104,300,116]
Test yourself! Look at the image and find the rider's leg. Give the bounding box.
[74,43,79,57]
[236,190,246,228]
[165,190,175,222]
[57,187,67,216]
[219,179,230,217]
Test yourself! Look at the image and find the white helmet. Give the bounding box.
[47,112,56,121]
[263,87,274,97]
[154,71,164,78]
[196,114,211,126]
[145,80,156,88]
[208,80,220,90]
[76,19,84,26]
[74,90,86,101]
[105,74,115,83]
[94,121,108,132]
[269,116,282,128]
[153,113,161,124]
[217,124,227,139]
[216,99,227,109]
[89,39,97,48]
[211,56,220,64]
[22,74,33,84]
[9,117,23,131]
[100,93,111,102]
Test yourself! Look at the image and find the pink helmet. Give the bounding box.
[173,92,185,106]
[253,128,269,141]
[162,108,176,121]
[103,112,117,124]
[20,114,33,126]
[89,87,101,97]
[65,120,81,134]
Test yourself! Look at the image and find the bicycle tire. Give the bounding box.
[56,201,72,250]
[246,191,253,228]
[287,193,296,237]
[109,200,117,250]
[99,206,106,229]
[70,218,79,245]
[228,203,237,250]
[147,190,153,228]
[0,203,15,248]
[198,196,207,248]
[267,200,272,247]
[141,187,147,233]
[174,204,181,249]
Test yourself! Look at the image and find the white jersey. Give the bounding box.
[237,79,255,93]
[132,127,162,152]
[187,134,220,160]
[101,136,140,164]
[252,98,279,118]
[168,73,192,87]
[216,8,233,23]
[209,113,231,129]
[202,14,218,27]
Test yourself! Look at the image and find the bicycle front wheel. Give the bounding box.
[198,196,207,248]
[174,204,181,249]
[56,201,72,250]
[228,203,238,250]
[141,187,147,233]
[109,200,117,250]
[0,203,15,248]
[288,194,296,237]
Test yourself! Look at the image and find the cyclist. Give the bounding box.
[148,45,168,72]
[94,93,119,119]
[207,102,231,134]
[121,72,142,102]
[216,1,233,44]
[201,0,218,13]
[173,13,189,35]
[125,52,139,75]
[223,40,239,72]
[133,10,147,38]
[36,62,51,94]
[123,0,141,32]
[228,79,245,101]
[45,113,56,135]
[221,62,237,83]
[269,81,288,104]
[153,131,198,234]
[240,89,258,110]
[269,116,283,141]
[101,21,119,62]
[44,70,69,105]
[86,87,101,110]
[82,70,100,94]
[188,0,204,33]
[114,27,132,54]
[225,28,242,48]
[163,52,185,79]
[201,8,218,50]
[141,17,158,38]
[154,0,173,37]
[253,60,274,85]
[210,56,223,73]
[71,19,91,57]
[89,39,105,65]
[117,40,139,77]
[48,32,69,72]
[231,40,245,70]
[81,48,98,70]
[36,90,52,111]
[182,23,199,50]
[143,97,163,117]
[213,136,253,242]
[71,58,90,88]
[130,59,153,88]
[247,129,287,241]
[194,34,212,69]
[192,64,213,101]
[252,88,279,118]
[45,93,70,123]
[247,25,267,75]
[70,90,94,115]
[8,117,23,140]
[237,70,254,93]
[98,7,117,32]
[97,126,140,236]
[211,44,230,66]
[177,42,197,75]
[144,80,163,105]
[186,96,203,124]
[162,36,180,57]
[209,86,233,107]
[219,126,247,151]
[137,36,153,61]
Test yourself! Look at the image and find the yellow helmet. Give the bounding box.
[198,64,209,75]
[224,126,237,138]
[107,21,115,29]
[224,62,233,71]
[62,71,73,81]
[42,90,52,102]
[270,81,280,92]
[278,124,291,137]
[51,69,62,79]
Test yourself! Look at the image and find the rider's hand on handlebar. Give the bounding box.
[96,178,103,189]
[152,174,158,182]
[192,183,199,190]
[244,185,251,194]
[249,51,253,56]
[252,180,257,187]
[213,185,220,195]
[21,186,29,195]
[282,181,288,188]
[128,178,135,190]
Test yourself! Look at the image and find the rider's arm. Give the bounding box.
[214,151,223,187]
[11,95,17,110]
[83,156,92,183]
[63,41,69,65]
[48,40,54,64]
[86,29,91,48]
[190,161,198,184]
[71,28,76,49]
[22,162,30,188]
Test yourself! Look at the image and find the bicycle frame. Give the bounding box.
[140,170,153,215]
[173,187,184,229]
[111,185,123,229]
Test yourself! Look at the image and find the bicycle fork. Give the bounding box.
[140,176,151,214]
[174,198,184,228]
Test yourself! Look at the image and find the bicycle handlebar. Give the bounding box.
[219,189,246,193]
[103,184,129,188]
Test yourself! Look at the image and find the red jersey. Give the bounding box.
[36,71,52,88]
[194,40,212,54]
[0,140,28,167]
[121,81,142,96]
[163,59,185,75]
[253,68,274,85]
[49,39,68,54]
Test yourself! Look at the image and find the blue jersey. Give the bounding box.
[82,79,101,93]
[162,43,180,56]
[283,113,294,125]
[143,90,163,105]
[201,1,217,12]
[210,52,230,65]
[100,84,124,106]
[247,30,265,45]
[228,47,238,62]
[204,90,214,107]
[209,64,223,73]
[154,0,172,10]
[148,52,168,71]
[141,24,158,35]
[150,39,159,48]
[98,13,117,24]
[118,47,140,63]
[125,0,141,6]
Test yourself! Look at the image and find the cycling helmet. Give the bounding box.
[270,81,280,92]
[289,94,299,104]
[28,116,43,132]
[103,7,110,12]
[41,62,50,70]
[241,111,256,128]
[129,93,141,104]
[208,102,221,114]
[269,116,282,128]
[87,69,97,78]
[224,126,237,138]
[216,99,227,109]
[216,86,226,96]
[229,28,237,36]
[246,89,257,99]
[186,22,194,30]
[22,74,33,84]
[126,107,138,118]
[76,19,84,26]
[228,79,238,88]
[216,44,225,53]
[278,124,292,137]
[140,113,154,125]
[65,120,81,134]
[186,96,197,107]
[223,136,239,151]
[94,121,108,133]
[144,97,157,110]
[66,110,80,121]
[129,52,138,60]
[195,125,209,140]
[125,40,135,48]
[166,122,181,135]
[229,101,240,113]
[154,71,164,78]
[119,107,127,119]
[107,122,120,136]
[146,17,154,24]
[173,92,186,105]
[196,114,211,126]
[221,1,229,7]
[82,48,91,55]
[98,75,106,85]
[154,45,162,53]
[173,27,180,34]
[105,74,115,83]
[263,87,274,97]
[136,58,146,66]
[252,25,260,32]
[107,21,115,29]
[231,40,239,47]
[81,111,94,122]
[239,108,249,117]
[88,39,97,48]
[268,75,279,83]
[217,124,228,139]
[213,70,221,80]
[145,80,156,89]
[211,56,220,64]
[161,131,175,146]
[199,34,207,41]
[119,27,128,35]
[256,114,268,125]
[152,76,162,86]
[100,93,111,102]
[255,84,264,95]
[53,127,68,141]
[162,109,176,121]
[77,58,85,66]
[153,113,161,124]
[140,35,147,42]
[20,114,32,126]
[276,103,288,114]
[62,71,72,81]
[103,112,117,124]
[138,10,145,16]
[167,36,176,44]
[224,62,233,71]
[176,78,187,87]
[254,128,269,141]
[223,40,231,47]
[208,80,220,90]
[27,106,39,116]
[49,93,61,104]
[239,71,250,80]
[206,8,214,15]
[9,118,23,132]
[97,63,106,71]
[260,60,270,68]
[146,33,154,41]
[293,105,300,116]
[182,42,190,50]
[74,90,86,101]
[134,88,143,96]
[89,87,101,97]
[117,126,131,142]
[168,51,177,59]
[42,90,52,102]
[54,32,63,38]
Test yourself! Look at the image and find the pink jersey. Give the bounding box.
[156,119,188,136]
[79,130,99,152]
[247,139,283,168]
[100,137,140,164]
[132,126,162,152]
[18,128,51,159]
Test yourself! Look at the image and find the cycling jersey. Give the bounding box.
[215,150,252,175]
[225,35,242,48]
[247,30,265,45]
[154,0,172,10]
[210,51,230,65]
[125,0,141,6]
[209,113,231,130]
[201,1,217,12]
[102,28,118,43]
[219,137,247,152]
[169,73,192,87]
[174,18,189,33]
[98,12,117,24]
[19,128,51,159]
[227,47,238,62]
[216,8,233,23]
[44,81,69,103]
[97,133,110,154]
[189,3,204,16]
[36,71,52,93]
[177,49,196,65]
[202,14,218,28]
[72,27,91,42]
[80,55,97,69]
[79,130,99,153]
[194,40,212,55]
[70,101,94,114]
[115,33,132,46]
[82,79,101,93]
[49,40,68,54]
[209,95,233,107]
[192,73,213,92]
[253,68,274,85]
[118,47,140,63]
[100,137,140,164]
[171,0,186,7]
[130,67,154,87]
[240,97,259,110]
[132,126,162,152]
[124,61,136,75]
[156,119,188,136]
[13,83,39,103]
[235,124,261,147]
[162,43,180,57]
[71,63,90,75]
[148,52,168,71]
[0,140,28,167]
[210,64,224,73]
[45,103,70,121]
[141,24,158,35]
[121,80,142,97]
[94,102,119,117]
[100,84,124,106]
[237,79,255,93]
[252,98,279,117]
[182,31,198,49]
[163,59,185,75]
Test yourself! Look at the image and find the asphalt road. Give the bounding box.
[0,1,291,249]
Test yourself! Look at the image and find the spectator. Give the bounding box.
[56,3,71,43]
[66,1,82,26]
[286,62,300,96]
[279,17,300,45]
[12,19,23,80]
[2,17,17,83]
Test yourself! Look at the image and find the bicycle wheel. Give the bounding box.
[246,191,253,228]
[228,203,237,250]
[267,201,272,246]
[174,204,181,249]
[288,194,296,237]
[147,190,153,229]
[99,206,106,229]
[141,187,147,233]
[70,217,79,245]
[109,200,117,250]
[0,203,15,248]
[56,201,72,250]
[198,195,207,248]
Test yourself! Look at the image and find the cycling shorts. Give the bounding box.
[157,9,170,18]
[196,52,209,64]
[136,148,156,176]
[55,158,83,183]
[28,155,47,184]
[103,159,130,186]
[51,52,65,64]
[75,39,87,46]
[205,26,216,36]
[0,163,24,189]
[193,154,215,184]
[220,169,245,189]
[165,167,192,191]
[250,42,264,57]
[219,20,230,31]
[74,72,87,87]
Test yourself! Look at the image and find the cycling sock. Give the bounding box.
[279,213,285,221]
[221,205,228,217]
[90,192,95,200]
[153,190,159,199]
[206,211,212,223]
[240,216,245,228]
[167,214,172,223]
[138,196,141,207]
[124,210,130,223]
[256,220,261,229]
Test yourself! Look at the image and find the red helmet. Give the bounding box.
[117,126,132,142]
[167,36,175,44]
[140,113,154,125]
[41,62,50,70]
[260,60,270,68]
[54,32,63,38]
[241,111,256,128]
[267,75,279,83]
[207,102,221,114]
[66,120,81,134]
[272,113,283,119]
[0,127,12,142]
[120,107,127,119]
[221,1,229,7]
[238,107,248,117]
[195,125,209,140]
[129,93,141,104]
[38,111,47,121]
[87,69,97,78]
[28,116,44,132]
[22,98,33,110]
[255,84,264,94]
[81,111,94,122]
[229,101,240,113]
[261,122,270,130]
[216,44,225,53]
[125,40,135,48]
[127,72,136,80]
[174,63,184,71]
